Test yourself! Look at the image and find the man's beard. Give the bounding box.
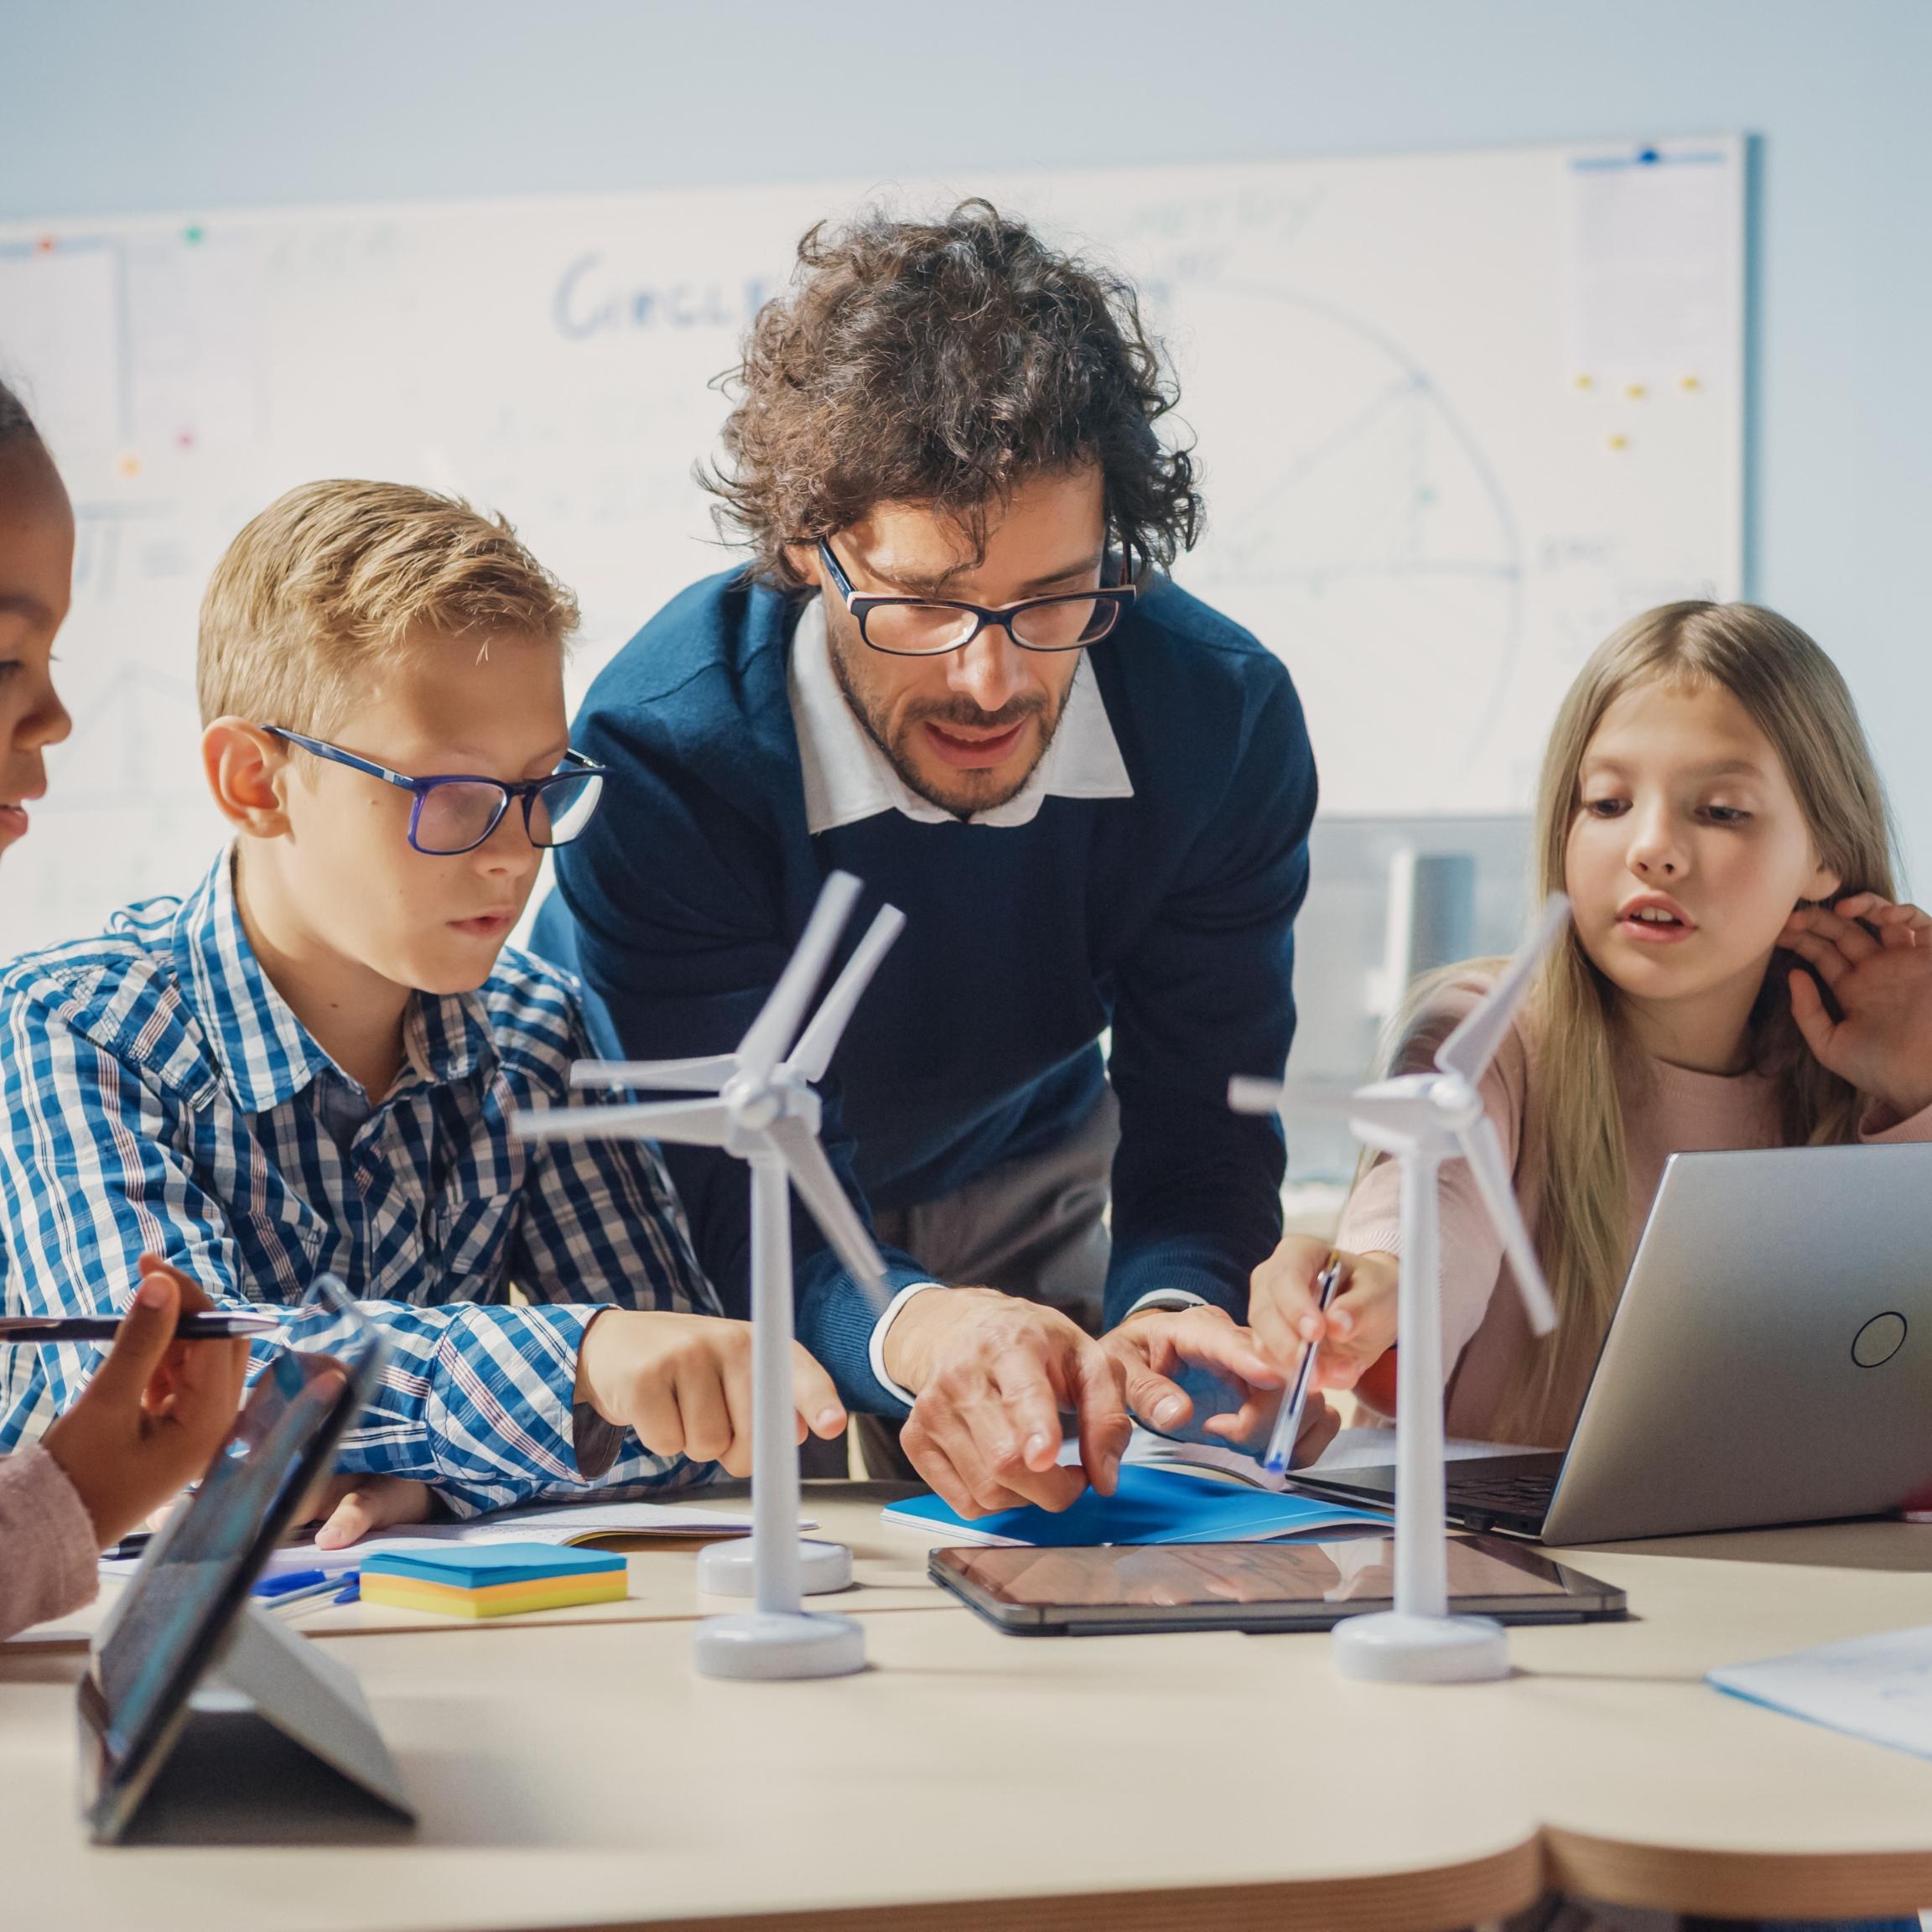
[828,634,1068,821]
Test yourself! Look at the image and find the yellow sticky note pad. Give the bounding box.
[360,1569,629,1619]
[358,1541,629,1618]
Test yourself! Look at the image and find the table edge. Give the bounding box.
[443,1841,1545,1932]
[1545,1826,1932,1918]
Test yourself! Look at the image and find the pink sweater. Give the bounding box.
[0,1444,99,1640]
[1337,973,1932,1446]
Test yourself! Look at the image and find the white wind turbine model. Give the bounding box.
[517,870,903,1680]
[1229,895,1571,1683]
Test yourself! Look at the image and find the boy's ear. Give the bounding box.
[201,718,293,836]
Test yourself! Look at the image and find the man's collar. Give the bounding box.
[175,848,495,1113]
[787,596,1133,835]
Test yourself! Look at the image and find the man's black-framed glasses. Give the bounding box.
[817,538,1136,657]
[262,728,608,857]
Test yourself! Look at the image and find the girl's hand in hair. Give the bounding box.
[1781,895,1932,1121]
[1247,1238,1400,1393]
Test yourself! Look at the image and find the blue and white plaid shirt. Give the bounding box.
[0,850,720,1514]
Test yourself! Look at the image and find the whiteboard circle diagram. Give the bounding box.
[1164,283,1524,815]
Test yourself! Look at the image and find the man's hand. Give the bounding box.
[42,1256,249,1549]
[574,1310,847,1478]
[1100,1304,1285,1443]
[885,1288,1130,1519]
[1104,1305,1338,1464]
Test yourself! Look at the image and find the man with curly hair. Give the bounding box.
[534,201,1322,1518]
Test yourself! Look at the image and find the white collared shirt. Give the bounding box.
[785,597,1171,1395]
[787,595,1133,835]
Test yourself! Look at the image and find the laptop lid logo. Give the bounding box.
[1852,1311,1908,1368]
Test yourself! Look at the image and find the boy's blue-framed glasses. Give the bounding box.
[262,728,608,857]
[817,538,1136,657]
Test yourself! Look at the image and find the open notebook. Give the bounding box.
[99,1497,814,1582]
[882,1464,1389,1548]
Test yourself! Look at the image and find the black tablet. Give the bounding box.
[76,1274,387,1841]
[929,1531,1627,1636]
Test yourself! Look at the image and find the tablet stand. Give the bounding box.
[87,1604,414,1842]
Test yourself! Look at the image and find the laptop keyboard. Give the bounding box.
[1446,1471,1559,1515]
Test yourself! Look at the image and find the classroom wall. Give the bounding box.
[6,0,1929,879]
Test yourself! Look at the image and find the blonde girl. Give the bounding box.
[1250,601,1932,1448]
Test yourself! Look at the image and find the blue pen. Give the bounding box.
[253,1567,328,1599]
[262,1572,356,1615]
[1263,1253,1345,1473]
[331,1578,361,1605]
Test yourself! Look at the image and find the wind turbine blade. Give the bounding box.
[1343,1093,1446,1140]
[1232,1076,1448,1145]
[766,1116,890,1311]
[1435,894,1571,1087]
[1227,1075,1287,1114]
[784,903,906,1084]
[512,1098,734,1150]
[570,1056,737,1094]
[736,872,864,1080]
[1457,1115,1557,1335]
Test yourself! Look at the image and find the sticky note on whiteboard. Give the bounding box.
[1565,142,1742,386]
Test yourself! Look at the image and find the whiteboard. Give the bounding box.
[0,140,1742,953]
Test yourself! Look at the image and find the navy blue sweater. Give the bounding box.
[533,569,1316,1413]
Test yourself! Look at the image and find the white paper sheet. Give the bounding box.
[1566,143,1740,382]
[1710,1625,1932,1761]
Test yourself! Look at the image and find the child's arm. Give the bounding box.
[1245,974,1535,1407]
[0,1446,98,1640]
[0,1006,722,1519]
[504,996,858,1492]
[40,1259,247,1548]
[570,1310,844,1477]
[0,1259,246,1639]
[1246,1238,1400,1391]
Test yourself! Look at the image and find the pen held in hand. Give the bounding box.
[0,1310,282,1344]
[1262,1252,1345,1474]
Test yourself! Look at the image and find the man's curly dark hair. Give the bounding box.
[702,200,1202,588]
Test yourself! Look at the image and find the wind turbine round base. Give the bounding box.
[695,1537,853,1597]
[1331,1611,1511,1683]
[691,1610,867,1680]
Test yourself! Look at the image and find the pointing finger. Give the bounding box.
[989,1350,1067,1471]
[1071,1341,1131,1497]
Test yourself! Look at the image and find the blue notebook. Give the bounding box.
[881,1464,1390,1547]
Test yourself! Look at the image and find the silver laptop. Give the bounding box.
[1286,1142,1932,1543]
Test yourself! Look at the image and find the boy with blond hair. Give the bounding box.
[0,480,845,1535]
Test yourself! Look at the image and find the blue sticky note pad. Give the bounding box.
[358,1542,627,1587]
[881,1465,1389,1547]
